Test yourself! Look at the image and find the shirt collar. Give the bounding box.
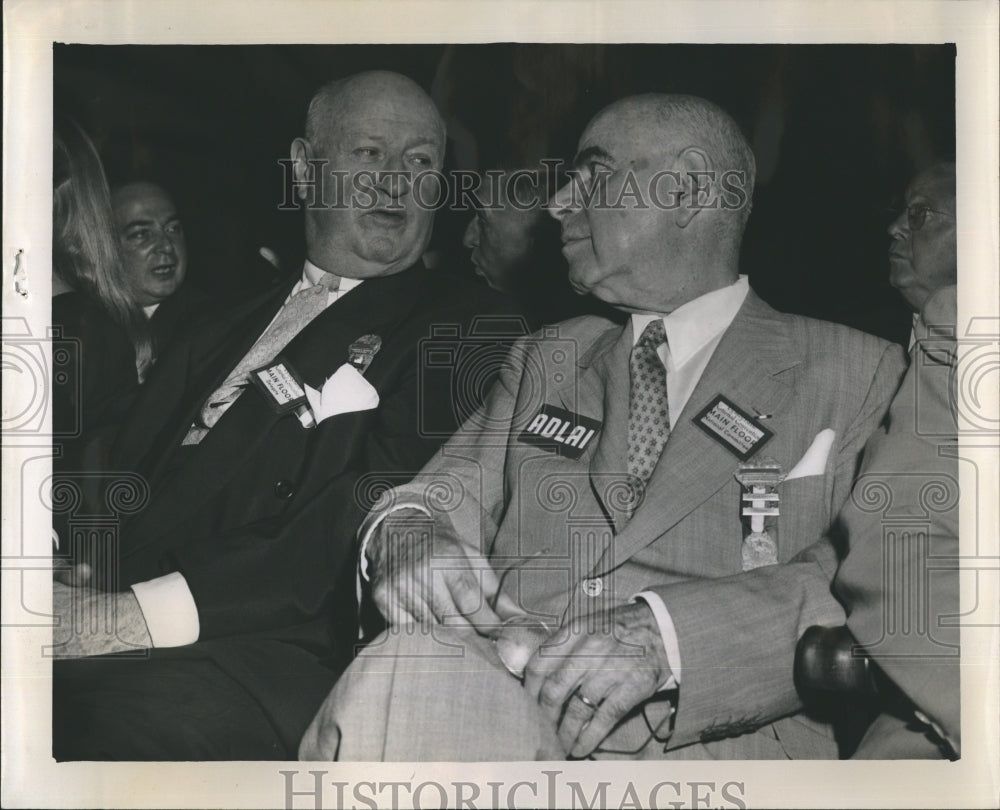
[142,303,160,319]
[302,259,364,293]
[631,275,750,367]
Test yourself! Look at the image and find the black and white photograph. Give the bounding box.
[3,1,998,808]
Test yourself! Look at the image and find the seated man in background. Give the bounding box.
[111,181,210,367]
[53,70,522,760]
[463,166,610,328]
[799,161,960,758]
[301,93,907,761]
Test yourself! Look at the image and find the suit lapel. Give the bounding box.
[128,265,428,545]
[574,322,634,532]
[279,267,424,388]
[592,290,802,575]
[118,278,294,477]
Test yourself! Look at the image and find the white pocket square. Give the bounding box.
[786,428,836,480]
[304,363,379,425]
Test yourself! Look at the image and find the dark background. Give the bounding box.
[54,44,955,345]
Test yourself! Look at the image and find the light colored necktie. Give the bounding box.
[182,273,340,444]
[626,319,670,507]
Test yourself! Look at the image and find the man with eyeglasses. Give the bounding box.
[798,161,960,758]
[888,161,957,314]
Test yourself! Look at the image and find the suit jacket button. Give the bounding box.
[581,577,603,597]
[274,479,293,499]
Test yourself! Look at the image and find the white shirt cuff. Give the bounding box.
[358,502,432,582]
[635,591,681,688]
[130,571,200,648]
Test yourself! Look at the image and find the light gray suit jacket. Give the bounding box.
[357,289,907,758]
[835,285,959,758]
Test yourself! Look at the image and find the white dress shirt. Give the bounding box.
[131,261,362,648]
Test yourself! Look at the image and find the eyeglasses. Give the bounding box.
[890,203,956,232]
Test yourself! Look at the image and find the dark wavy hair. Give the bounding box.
[53,115,153,379]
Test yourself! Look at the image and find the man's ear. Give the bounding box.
[674,147,715,229]
[290,137,312,200]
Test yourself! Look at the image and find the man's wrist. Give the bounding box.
[359,504,432,581]
[634,591,681,688]
[117,591,153,648]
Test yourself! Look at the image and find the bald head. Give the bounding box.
[291,71,446,278]
[549,92,755,313]
[305,71,445,152]
[600,94,756,228]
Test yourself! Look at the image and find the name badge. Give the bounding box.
[517,404,601,460]
[249,356,308,414]
[693,395,773,460]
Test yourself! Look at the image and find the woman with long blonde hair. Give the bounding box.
[52,116,152,438]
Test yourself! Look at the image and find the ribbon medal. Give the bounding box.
[734,457,785,570]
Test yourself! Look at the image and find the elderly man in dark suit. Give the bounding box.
[52,71,521,760]
[301,93,907,761]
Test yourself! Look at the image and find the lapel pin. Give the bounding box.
[348,334,382,375]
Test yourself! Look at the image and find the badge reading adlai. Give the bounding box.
[249,355,308,414]
[693,395,773,460]
[517,404,601,460]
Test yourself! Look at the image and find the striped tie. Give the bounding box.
[182,272,340,444]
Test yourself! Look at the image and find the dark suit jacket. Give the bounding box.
[52,290,138,440]
[109,261,524,660]
[147,282,212,363]
[834,285,959,757]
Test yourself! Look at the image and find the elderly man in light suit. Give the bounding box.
[800,163,960,758]
[301,93,907,760]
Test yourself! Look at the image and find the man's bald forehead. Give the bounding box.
[590,94,737,136]
[909,162,956,207]
[581,92,757,223]
[112,181,173,208]
[305,70,444,144]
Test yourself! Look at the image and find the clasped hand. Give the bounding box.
[52,563,151,657]
[367,509,517,631]
[367,516,671,757]
[522,601,671,757]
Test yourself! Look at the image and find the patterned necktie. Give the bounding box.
[626,319,670,506]
[183,272,340,445]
